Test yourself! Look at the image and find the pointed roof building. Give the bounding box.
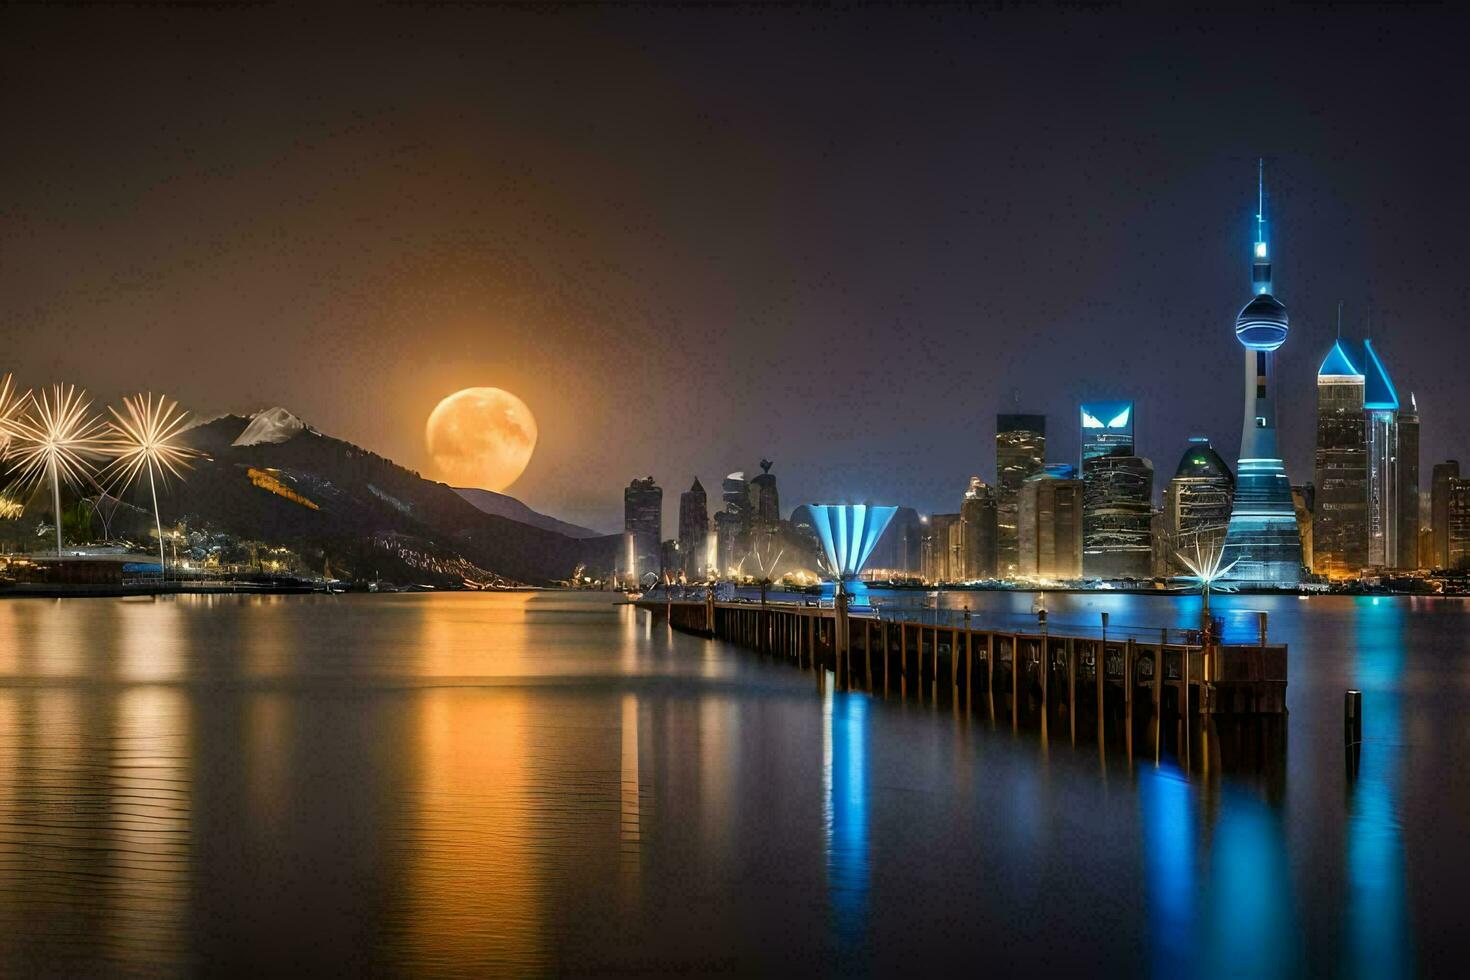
[1362,339,1400,411]
[1318,338,1363,379]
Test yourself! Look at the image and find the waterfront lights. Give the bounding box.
[5,384,110,556]
[103,393,204,579]
[808,504,897,581]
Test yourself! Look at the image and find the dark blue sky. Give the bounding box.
[2,4,1466,532]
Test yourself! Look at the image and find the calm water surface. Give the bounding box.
[0,590,1466,976]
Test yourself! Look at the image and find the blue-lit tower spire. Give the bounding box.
[1221,161,1304,585]
[1252,158,1271,296]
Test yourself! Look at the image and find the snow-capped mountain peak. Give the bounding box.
[232,407,312,447]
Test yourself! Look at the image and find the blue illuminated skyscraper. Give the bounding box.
[1079,400,1154,578]
[1362,339,1401,567]
[1221,162,1304,585]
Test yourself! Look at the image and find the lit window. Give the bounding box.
[1256,416,1267,428]
[1255,242,1268,258]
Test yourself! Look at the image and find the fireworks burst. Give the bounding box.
[5,384,110,555]
[103,393,202,491]
[0,374,30,460]
[103,393,204,578]
[6,384,110,492]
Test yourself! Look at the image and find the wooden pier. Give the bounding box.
[636,595,1288,767]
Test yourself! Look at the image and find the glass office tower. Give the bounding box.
[1313,339,1368,579]
[995,414,1046,578]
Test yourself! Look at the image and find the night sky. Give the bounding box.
[3,4,1467,532]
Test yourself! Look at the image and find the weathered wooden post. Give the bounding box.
[1153,640,1164,764]
[1345,689,1362,745]
[1011,634,1020,732]
[900,623,908,699]
[963,608,973,711]
[834,586,850,690]
[1124,638,1135,761]
[1096,612,1108,746]
[986,632,996,722]
[876,620,887,696]
[1039,609,1049,733]
[865,618,873,693]
[1181,629,1192,771]
[1345,688,1362,780]
[931,623,939,702]
[1067,636,1077,745]
[1258,611,1268,648]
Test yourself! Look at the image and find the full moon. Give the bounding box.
[425,387,538,492]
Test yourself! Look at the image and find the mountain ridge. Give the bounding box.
[164,412,618,585]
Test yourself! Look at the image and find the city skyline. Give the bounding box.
[2,6,1468,533]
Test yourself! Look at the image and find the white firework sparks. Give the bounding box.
[103,393,204,579]
[0,373,30,460]
[5,384,110,555]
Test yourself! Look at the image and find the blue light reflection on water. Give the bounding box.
[1344,596,1413,978]
[1139,766,1195,976]
[823,687,869,948]
[1202,785,1304,977]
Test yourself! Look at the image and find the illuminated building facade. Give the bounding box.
[960,477,998,579]
[750,459,779,524]
[623,476,662,582]
[1362,340,1401,567]
[677,478,709,579]
[714,471,751,574]
[1079,400,1152,579]
[1080,400,1134,462]
[1162,438,1234,573]
[1313,339,1368,578]
[1431,460,1461,568]
[1221,164,1304,586]
[1448,477,1470,571]
[749,459,781,565]
[923,512,961,583]
[996,413,1046,578]
[1017,466,1082,580]
[1396,398,1420,568]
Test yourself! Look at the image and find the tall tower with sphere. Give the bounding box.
[1221,162,1304,585]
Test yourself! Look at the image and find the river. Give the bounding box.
[0,590,1462,975]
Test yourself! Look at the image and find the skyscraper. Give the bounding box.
[923,513,961,583]
[996,413,1045,578]
[1162,438,1234,573]
[1448,477,1470,571]
[1079,400,1153,579]
[714,471,751,575]
[623,476,662,583]
[1396,396,1421,569]
[1018,467,1083,580]
[1080,401,1134,462]
[677,478,709,579]
[1362,339,1401,567]
[1313,338,1368,579]
[1431,460,1461,568]
[748,459,781,567]
[1221,163,1304,586]
[960,477,999,580]
[750,459,780,525]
